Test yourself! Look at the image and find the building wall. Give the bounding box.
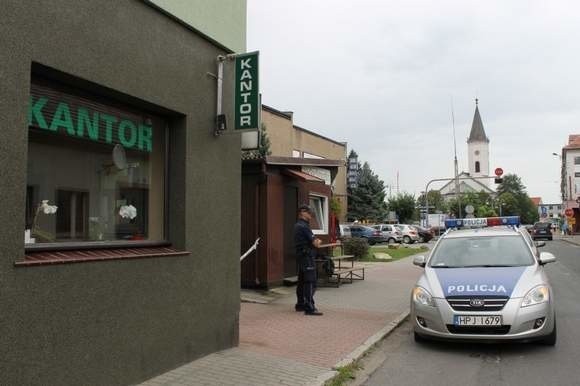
[150,0,247,52]
[564,148,580,201]
[1,2,241,385]
[261,108,348,221]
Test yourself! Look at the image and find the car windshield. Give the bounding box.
[429,235,534,268]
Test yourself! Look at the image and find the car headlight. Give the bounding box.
[521,286,550,308]
[412,286,436,307]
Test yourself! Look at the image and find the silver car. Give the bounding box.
[372,224,403,244]
[411,222,557,345]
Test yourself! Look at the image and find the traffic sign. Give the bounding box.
[494,168,504,177]
[565,208,574,217]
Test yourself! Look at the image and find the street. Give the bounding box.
[360,240,580,386]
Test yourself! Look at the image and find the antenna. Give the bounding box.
[451,97,461,218]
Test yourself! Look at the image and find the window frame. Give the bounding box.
[308,193,328,235]
[24,73,171,253]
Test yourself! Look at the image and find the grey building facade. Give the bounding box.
[1,1,241,385]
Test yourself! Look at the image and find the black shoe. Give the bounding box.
[295,305,305,312]
[304,310,323,316]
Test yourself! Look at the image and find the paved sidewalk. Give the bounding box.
[140,252,424,386]
[557,234,580,247]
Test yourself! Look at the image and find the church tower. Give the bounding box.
[467,99,490,185]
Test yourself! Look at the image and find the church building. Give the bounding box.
[439,100,496,200]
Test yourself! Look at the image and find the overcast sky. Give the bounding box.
[247,0,580,204]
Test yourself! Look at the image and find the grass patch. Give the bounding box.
[326,362,362,386]
[359,245,428,262]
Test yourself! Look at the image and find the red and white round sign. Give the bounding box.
[565,208,574,217]
[494,167,504,177]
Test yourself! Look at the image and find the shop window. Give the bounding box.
[25,76,166,245]
[309,194,328,234]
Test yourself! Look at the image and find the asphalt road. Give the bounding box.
[360,240,580,386]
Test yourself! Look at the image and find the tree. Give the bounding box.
[417,190,448,214]
[447,191,496,218]
[387,193,416,224]
[241,123,271,159]
[347,161,386,222]
[496,174,538,224]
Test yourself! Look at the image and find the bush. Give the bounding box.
[343,238,370,260]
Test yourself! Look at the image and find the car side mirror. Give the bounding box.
[535,241,546,248]
[413,255,426,267]
[539,252,556,265]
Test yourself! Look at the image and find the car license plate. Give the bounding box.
[453,315,502,326]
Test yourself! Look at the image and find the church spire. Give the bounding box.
[468,98,489,143]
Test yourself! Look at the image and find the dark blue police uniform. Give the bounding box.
[294,218,317,313]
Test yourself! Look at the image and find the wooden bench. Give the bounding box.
[316,243,365,287]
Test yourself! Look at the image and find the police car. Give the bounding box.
[411,216,557,345]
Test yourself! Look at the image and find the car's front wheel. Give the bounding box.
[388,238,396,244]
[540,319,557,346]
[403,236,411,244]
[414,331,427,343]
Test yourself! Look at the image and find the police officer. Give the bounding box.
[294,204,323,316]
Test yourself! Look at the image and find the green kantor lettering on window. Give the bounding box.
[28,96,49,129]
[100,113,117,144]
[138,125,152,152]
[49,102,75,134]
[119,120,137,148]
[76,108,100,140]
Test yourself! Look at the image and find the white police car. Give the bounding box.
[411,216,557,345]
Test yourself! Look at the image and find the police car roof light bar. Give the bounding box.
[444,216,520,229]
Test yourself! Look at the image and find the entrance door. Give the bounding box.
[283,186,298,277]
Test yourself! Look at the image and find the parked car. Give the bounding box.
[372,224,403,244]
[411,226,434,243]
[532,222,553,241]
[394,224,420,244]
[338,224,352,240]
[349,224,388,245]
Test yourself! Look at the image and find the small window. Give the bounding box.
[475,161,481,173]
[303,152,324,159]
[575,157,580,165]
[308,194,328,234]
[575,172,580,177]
[292,150,301,158]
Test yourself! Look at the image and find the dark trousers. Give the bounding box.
[296,265,317,312]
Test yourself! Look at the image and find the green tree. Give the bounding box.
[496,174,538,224]
[447,191,497,218]
[241,123,271,159]
[347,161,386,222]
[417,190,448,213]
[387,193,416,223]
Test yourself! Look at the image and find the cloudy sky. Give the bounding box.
[247,0,580,203]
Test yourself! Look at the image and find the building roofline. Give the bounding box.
[292,125,347,147]
[265,156,344,167]
[141,0,235,54]
[262,104,293,120]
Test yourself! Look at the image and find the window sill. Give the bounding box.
[16,246,190,267]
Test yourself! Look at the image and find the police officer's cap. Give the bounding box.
[298,204,312,213]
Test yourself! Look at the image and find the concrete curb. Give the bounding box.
[560,238,580,247]
[317,310,410,385]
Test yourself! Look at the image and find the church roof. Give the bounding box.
[468,100,489,143]
[438,172,495,195]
